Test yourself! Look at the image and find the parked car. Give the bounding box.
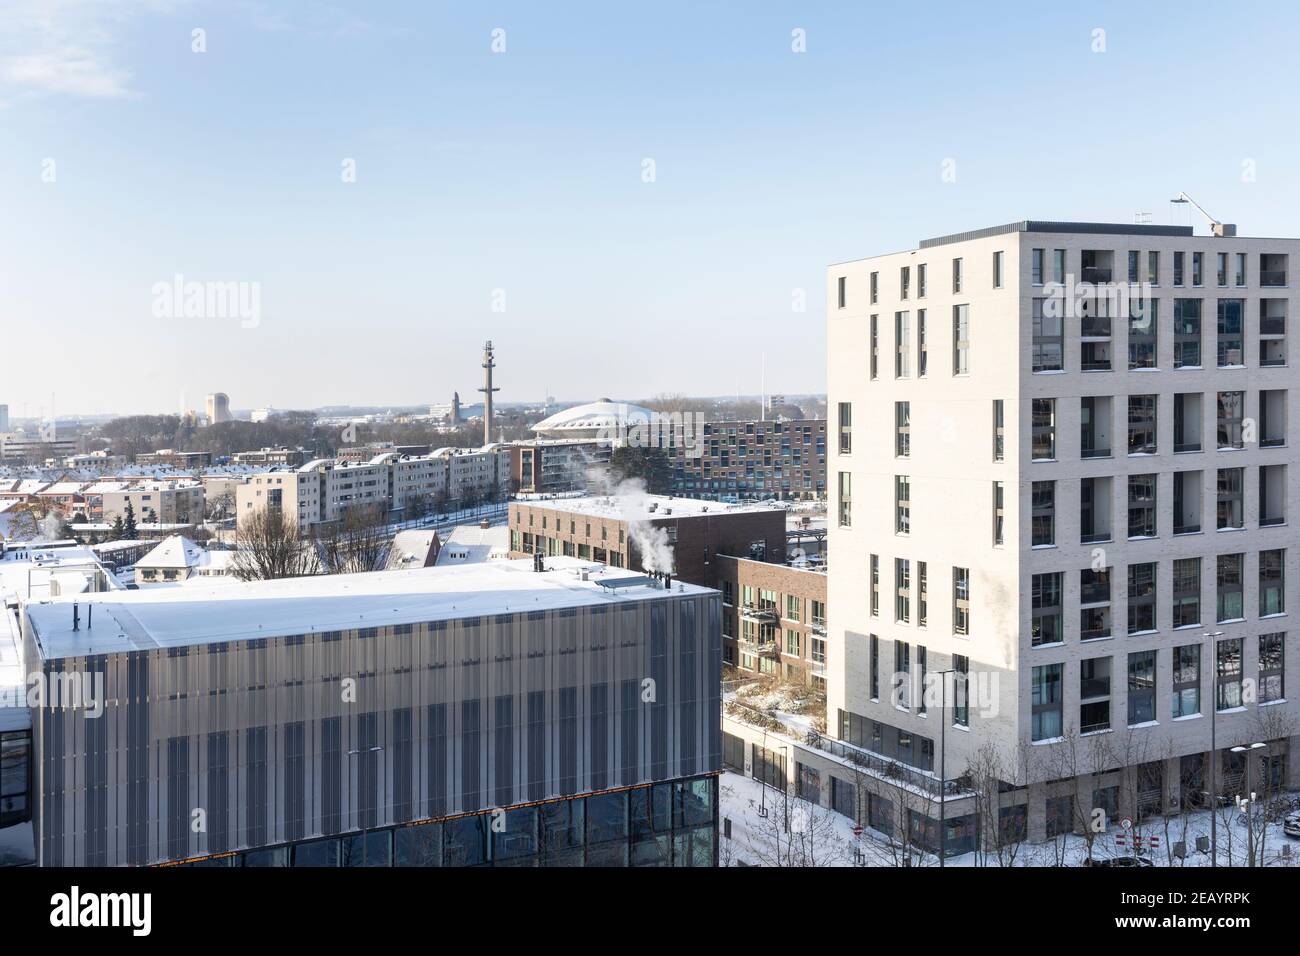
[1283,812,1300,839]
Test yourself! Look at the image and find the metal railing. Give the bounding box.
[802,730,967,799]
[739,602,778,622]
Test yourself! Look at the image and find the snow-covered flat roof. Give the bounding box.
[0,545,107,604]
[25,556,713,660]
[37,482,88,495]
[435,524,509,566]
[81,481,132,494]
[516,493,783,522]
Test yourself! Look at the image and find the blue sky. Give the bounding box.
[3,0,1299,417]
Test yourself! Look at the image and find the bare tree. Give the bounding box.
[1243,705,1297,867]
[743,791,848,867]
[1065,729,1118,864]
[230,507,319,580]
[206,490,236,521]
[1111,728,1159,863]
[403,493,432,521]
[312,504,392,574]
[876,771,938,867]
[962,739,1030,867]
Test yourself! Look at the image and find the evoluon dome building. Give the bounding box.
[512,400,663,496]
[530,399,656,441]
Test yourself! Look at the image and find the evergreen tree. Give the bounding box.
[110,515,125,540]
[123,502,138,540]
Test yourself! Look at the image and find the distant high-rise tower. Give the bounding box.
[451,391,462,425]
[206,392,232,424]
[0,404,8,433]
[478,342,499,447]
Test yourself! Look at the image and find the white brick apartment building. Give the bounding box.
[237,447,511,532]
[828,220,1300,845]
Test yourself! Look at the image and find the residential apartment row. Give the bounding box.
[512,399,827,501]
[826,220,1300,849]
[716,554,827,689]
[0,477,206,525]
[673,419,827,500]
[238,446,510,532]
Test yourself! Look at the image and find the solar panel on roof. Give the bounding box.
[596,575,655,591]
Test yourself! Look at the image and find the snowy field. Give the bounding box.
[719,770,1300,867]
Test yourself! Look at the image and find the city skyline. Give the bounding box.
[6,1,1300,412]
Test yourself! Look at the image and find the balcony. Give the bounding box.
[1080,716,1111,736]
[1080,680,1110,701]
[1081,250,1114,286]
[1080,584,1110,606]
[1260,254,1287,287]
[1260,339,1286,367]
[1260,313,1286,336]
[809,618,827,636]
[1081,317,1112,338]
[740,602,778,623]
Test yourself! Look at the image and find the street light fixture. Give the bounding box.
[1202,630,1224,867]
[935,667,957,868]
[778,743,790,836]
[1231,742,1267,867]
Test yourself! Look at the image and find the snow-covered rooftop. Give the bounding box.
[37,481,88,495]
[434,524,509,566]
[136,535,211,570]
[531,399,654,435]
[518,493,783,522]
[25,556,712,659]
[386,530,440,570]
[0,544,109,606]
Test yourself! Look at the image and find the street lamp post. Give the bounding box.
[1231,742,1266,867]
[935,668,957,868]
[1203,630,1223,866]
[779,743,790,836]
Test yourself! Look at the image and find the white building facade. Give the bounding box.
[828,220,1300,843]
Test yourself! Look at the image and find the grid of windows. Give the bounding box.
[171,776,718,869]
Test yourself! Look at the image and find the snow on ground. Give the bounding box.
[726,678,826,739]
[719,770,1300,867]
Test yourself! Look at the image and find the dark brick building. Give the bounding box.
[715,555,827,688]
[672,419,827,500]
[508,496,786,589]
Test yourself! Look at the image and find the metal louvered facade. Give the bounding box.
[24,591,722,866]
